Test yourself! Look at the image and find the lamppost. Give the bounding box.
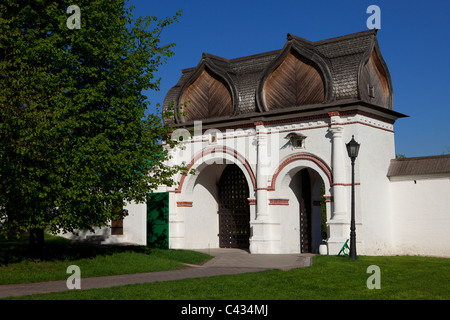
[346,135,360,260]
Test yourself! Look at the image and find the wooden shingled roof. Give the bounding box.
[163,29,399,125]
[387,154,450,177]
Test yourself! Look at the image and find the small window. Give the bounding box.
[292,138,303,148]
[368,85,375,98]
[111,205,124,235]
[111,219,123,235]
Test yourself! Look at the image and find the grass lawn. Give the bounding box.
[0,234,211,285]
[3,253,449,300]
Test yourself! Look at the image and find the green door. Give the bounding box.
[147,192,169,249]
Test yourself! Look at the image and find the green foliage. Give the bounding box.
[0,1,185,237]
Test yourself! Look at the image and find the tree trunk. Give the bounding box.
[29,228,45,256]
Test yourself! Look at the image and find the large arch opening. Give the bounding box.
[177,149,255,250]
[289,168,327,253]
[184,164,225,249]
[272,156,331,254]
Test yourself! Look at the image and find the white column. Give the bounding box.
[256,123,269,220]
[249,122,281,253]
[329,124,348,220]
[327,118,351,255]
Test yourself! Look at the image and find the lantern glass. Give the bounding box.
[346,136,360,158]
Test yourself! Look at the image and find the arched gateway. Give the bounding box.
[161,30,407,255]
[218,164,250,249]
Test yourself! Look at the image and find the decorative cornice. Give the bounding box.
[170,108,395,141]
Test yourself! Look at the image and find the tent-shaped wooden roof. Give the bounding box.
[163,29,404,125]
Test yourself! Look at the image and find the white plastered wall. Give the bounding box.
[390,175,450,257]
[343,116,396,255]
[58,200,147,246]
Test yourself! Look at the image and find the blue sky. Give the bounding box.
[131,0,450,157]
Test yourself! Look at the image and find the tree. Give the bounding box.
[0,0,184,253]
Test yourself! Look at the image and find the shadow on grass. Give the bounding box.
[0,233,171,266]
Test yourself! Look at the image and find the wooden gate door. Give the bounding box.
[218,164,250,248]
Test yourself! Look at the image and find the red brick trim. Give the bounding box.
[175,147,257,193]
[269,198,289,205]
[328,111,340,117]
[248,199,257,205]
[176,201,193,207]
[324,196,334,203]
[268,154,333,191]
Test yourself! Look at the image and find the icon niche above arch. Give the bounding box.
[256,37,333,112]
[176,58,237,123]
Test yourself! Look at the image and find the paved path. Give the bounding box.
[0,248,314,299]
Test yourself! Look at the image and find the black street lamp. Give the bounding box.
[346,135,360,260]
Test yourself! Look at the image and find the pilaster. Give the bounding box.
[328,122,348,221]
[327,113,350,254]
[255,122,269,220]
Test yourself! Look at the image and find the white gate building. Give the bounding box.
[70,30,450,257]
[160,29,402,255]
